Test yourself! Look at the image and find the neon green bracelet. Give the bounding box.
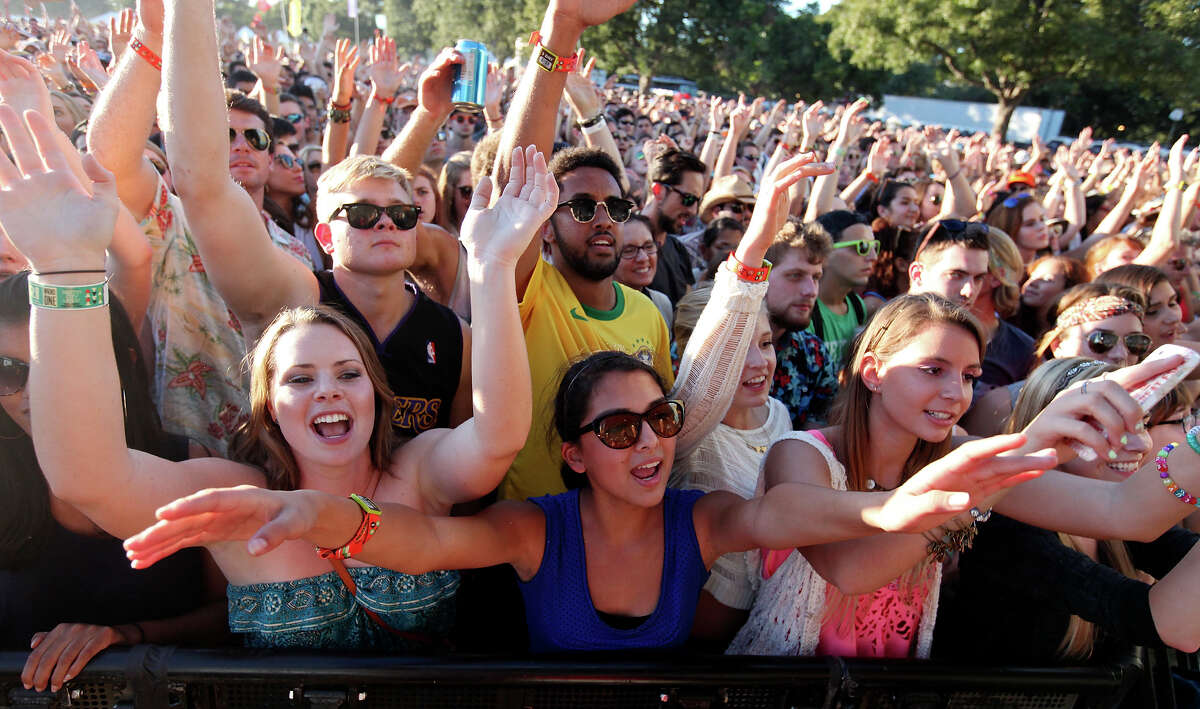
[29,278,109,309]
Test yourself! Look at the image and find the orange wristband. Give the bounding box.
[129,37,161,71]
[528,31,578,73]
[727,253,772,283]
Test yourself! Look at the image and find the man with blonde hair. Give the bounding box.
[160,0,471,439]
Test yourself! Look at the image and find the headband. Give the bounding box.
[1055,295,1143,330]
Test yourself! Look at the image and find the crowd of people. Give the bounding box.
[4,0,1200,698]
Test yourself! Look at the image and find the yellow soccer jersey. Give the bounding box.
[499,256,674,501]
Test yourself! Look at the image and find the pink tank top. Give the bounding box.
[760,430,927,658]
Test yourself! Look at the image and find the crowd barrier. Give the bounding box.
[0,647,1162,709]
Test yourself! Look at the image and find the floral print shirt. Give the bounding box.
[771,329,838,430]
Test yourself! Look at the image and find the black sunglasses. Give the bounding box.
[0,355,29,396]
[229,127,272,152]
[659,182,700,207]
[328,203,422,230]
[457,185,473,200]
[557,197,636,224]
[575,399,685,450]
[274,154,298,169]
[719,201,748,215]
[1087,329,1152,358]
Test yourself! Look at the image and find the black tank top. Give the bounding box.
[315,270,463,437]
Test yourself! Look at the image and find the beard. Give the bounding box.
[769,302,814,333]
[552,223,620,281]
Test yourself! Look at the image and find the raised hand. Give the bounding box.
[742,152,833,255]
[869,434,1056,534]
[22,623,133,692]
[366,33,403,100]
[801,99,824,148]
[545,0,636,32]
[66,40,106,93]
[866,135,892,176]
[0,49,53,121]
[135,0,162,37]
[1168,133,1189,183]
[0,106,119,271]
[563,46,600,119]
[124,485,320,566]
[415,46,463,120]
[330,37,359,107]
[107,7,133,58]
[727,94,753,138]
[246,36,284,91]
[460,145,559,267]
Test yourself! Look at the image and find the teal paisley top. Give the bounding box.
[227,567,459,651]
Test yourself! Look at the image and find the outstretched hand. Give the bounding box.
[0,106,118,270]
[460,145,559,268]
[0,49,53,122]
[870,434,1056,534]
[124,485,320,567]
[740,151,832,260]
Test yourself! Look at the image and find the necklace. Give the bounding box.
[866,478,896,492]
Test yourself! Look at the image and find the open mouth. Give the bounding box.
[631,459,662,484]
[742,374,768,392]
[589,234,615,249]
[925,410,955,425]
[1106,460,1139,477]
[311,412,352,440]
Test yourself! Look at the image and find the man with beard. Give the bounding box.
[764,220,839,429]
[643,149,705,304]
[498,146,674,501]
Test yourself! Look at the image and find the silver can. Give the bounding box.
[451,39,489,113]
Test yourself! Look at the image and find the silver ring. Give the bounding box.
[1081,381,1089,395]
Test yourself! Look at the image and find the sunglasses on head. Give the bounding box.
[557,197,637,224]
[274,154,298,169]
[1002,192,1032,209]
[833,238,881,256]
[1086,329,1152,357]
[229,127,272,152]
[659,183,700,207]
[328,202,421,230]
[282,112,304,124]
[914,218,989,258]
[0,355,28,396]
[575,399,685,450]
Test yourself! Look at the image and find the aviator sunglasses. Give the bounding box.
[0,355,29,396]
[575,399,685,450]
[1086,329,1152,358]
[328,203,422,230]
[556,197,637,224]
[229,127,272,152]
[657,182,700,207]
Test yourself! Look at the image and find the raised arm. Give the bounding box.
[671,153,832,459]
[0,108,259,540]
[712,94,752,182]
[492,0,636,294]
[85,0,162,220]
[245,37,283,115]
[378,46,458,174]
[321,39,359,169]
[163,0,315,336]
[350,35,403,158]
[806,98,867,221]
[562,50,625,189]
[1136,135,1188,268]
[404,146,558,507]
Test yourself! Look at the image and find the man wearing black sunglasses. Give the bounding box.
[149,0,472,440]
[643,149,705,304]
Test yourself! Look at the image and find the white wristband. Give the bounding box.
[581,120,607,136]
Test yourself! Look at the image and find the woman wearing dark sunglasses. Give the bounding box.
[0,272,227,692]
[126,157,1052,654]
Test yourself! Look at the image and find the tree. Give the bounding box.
[826,0,1200,138]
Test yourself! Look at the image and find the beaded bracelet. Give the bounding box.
[1155,442,1200,507]
[1186,425,1200,456]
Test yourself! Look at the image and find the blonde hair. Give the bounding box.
[316,155,412,223]
[231,306,396,491]
[1004,356,1137,659]
[985,226,1023,318]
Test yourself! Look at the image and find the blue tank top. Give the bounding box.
[227,566,459,651]
[520,488,709,653]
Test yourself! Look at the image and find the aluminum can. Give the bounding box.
[451,39,488,113]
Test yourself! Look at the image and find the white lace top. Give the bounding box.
[670,398,790,609]
[725,430,941,658]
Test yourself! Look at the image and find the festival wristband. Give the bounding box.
[129,37,161,71]
[527,31,578,73]
[373,93,395,105]
[28,278,109,309]
[726,252,771,283]
[316,494,382,560]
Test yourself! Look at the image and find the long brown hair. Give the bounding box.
[231,306,395,491]
[1004,356,1137,659]
[832,293,987,494]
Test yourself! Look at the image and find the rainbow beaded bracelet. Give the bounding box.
[1155,442,1200,507]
